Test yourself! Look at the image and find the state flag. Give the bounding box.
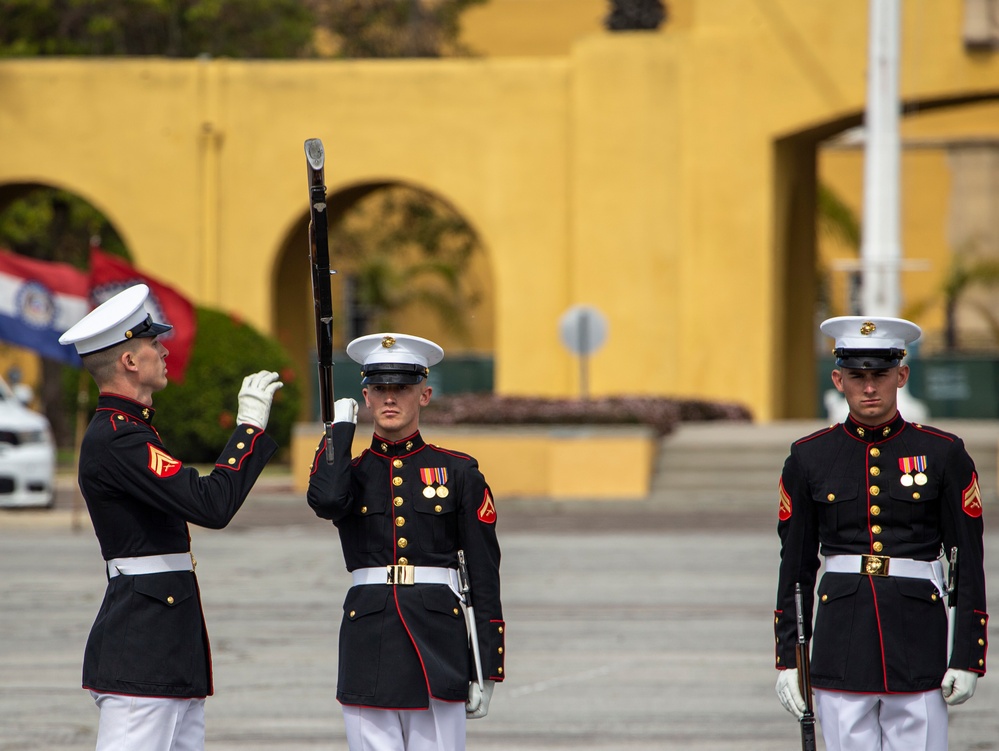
[0,248,89,365]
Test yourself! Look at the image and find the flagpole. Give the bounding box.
[860,0,902,317]
[70,369,88,533]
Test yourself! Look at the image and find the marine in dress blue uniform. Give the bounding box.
[59,285,283,751]
[774,316,988,751]
[307,333,504,751]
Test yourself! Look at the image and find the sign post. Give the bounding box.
[558,305,608,399]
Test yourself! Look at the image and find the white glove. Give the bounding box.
[775,669,807,719]
[466,680,495,719]
[236,370,283,430]
[941,668,978,705]
[333,397,358,424]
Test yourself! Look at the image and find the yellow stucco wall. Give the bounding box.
[460,0,607,56]
[2,2,999,421]
[291,423,657,500]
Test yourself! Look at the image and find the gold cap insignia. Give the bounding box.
[382,336,396,348]
[860,321,877,336]
[125,330,134,339]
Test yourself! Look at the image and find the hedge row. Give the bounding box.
[363,394,753,436]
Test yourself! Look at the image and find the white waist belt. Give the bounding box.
[352,566,461,598]
[825,554,945,595]
[107,552,195,579]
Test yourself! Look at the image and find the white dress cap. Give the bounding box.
[346,333,444,384]
[819,316,922,368]
[58,284,173,355]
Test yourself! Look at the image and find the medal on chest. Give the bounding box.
[898,455,928,487]
[420,467,449,498]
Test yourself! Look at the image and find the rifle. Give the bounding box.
[946,546,958,661]
[457,550,485,691]
[304,138,335,463]
[794,583,817,751]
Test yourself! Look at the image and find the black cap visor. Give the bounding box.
[127,315,172,340]
[83,315,173,356]
[361,362,429,385]
[834,347,906,370]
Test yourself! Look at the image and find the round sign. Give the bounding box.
[559,305,608,356]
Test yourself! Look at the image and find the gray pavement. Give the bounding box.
[2,439,998,750]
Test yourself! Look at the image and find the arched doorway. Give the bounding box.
[272,180,495,421]
[776,95,999,419]
[0,181,129,444]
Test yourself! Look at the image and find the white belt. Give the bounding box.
[107,552,195,579]
[352,566,461,598]
[825,554,945,596]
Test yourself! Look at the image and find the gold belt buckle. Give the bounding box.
[387,564,415,585]
[860,554,889,576]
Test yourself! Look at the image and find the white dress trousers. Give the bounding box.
[342,699,466,751]
[91,691,206,751]
[814,688,948,751]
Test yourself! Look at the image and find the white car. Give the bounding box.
[0,375,56,508]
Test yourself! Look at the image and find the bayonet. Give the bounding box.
[457,550,485,691]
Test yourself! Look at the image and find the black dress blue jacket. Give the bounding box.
[775,412,988,693]
[79,394,277,698]
[308,425,505,709]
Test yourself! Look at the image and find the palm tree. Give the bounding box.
[331,185,482,341]
[818,184,999,351]
[818,183,861,249]
[903,241,999,351]
[817,182,863,316]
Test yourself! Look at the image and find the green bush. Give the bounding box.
[151,307,302,462]
[417,394,752,436]
[62,306,302,463]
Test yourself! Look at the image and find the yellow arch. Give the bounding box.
[273,176,495,409]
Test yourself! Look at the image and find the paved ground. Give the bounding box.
[1,462,997,750]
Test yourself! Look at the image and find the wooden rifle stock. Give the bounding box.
[794,583,817,751]
[304,139,335,463]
